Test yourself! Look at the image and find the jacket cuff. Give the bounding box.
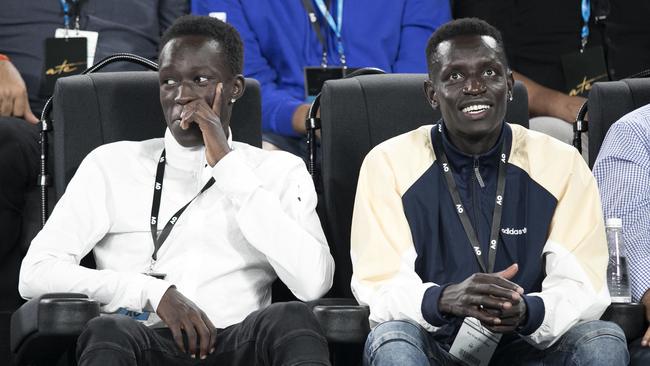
[270,99,304,137]
[518,294,545,336]
[421,284,454,327]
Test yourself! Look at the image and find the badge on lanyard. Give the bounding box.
[41,37,87,97]
[300,0,355,102]
[115,307,152,321]
[41,0,97,97]
[560,0,608,97]
[449,317,502,366]
[304,66,347,102]
[54,28,98,69]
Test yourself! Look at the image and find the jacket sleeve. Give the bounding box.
[19,151,172,313]
[350,147,439,331]
[192,0,303,137]
[522,148,611,348]
[209,149,334,301]
[393,0,451,72]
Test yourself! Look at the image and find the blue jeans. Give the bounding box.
[364,319,629,366]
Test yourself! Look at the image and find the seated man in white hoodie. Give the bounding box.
[18,15,334,366]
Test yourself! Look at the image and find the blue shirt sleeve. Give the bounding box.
[192,0,303,137]
[393,0,451,72]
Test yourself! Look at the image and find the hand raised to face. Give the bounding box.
[438,263,525,328]
[179,82,231,166]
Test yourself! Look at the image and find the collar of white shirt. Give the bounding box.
[163,127,234,172]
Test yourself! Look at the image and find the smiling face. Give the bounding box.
[425,35,513,154]
[158,35,242,147]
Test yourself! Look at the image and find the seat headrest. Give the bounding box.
[588,78,650,167]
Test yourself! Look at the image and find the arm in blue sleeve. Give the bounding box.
[192,0,302,136]
[393,0,451,72]
[421,284,454,327]
[517,295,545,335]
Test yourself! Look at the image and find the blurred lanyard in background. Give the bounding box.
[301,0,353,102]
[41,0,95,96]
[580,0,591,52]
[301,0,345,67]
[560,0,608,97]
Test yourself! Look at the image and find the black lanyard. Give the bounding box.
[431,124,508,273]
[300,0,327,66]
[149,150,215,261]
[300,0,344,67]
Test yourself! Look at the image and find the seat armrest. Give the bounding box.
[601,302,647,342]
[310,298,370,344]
[10,293,100,362]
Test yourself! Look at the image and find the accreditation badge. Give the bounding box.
[449,317,502,366]
[561,46,609,98]
[303,66,361,102]
[54,28,99,68]
[304,66,345,102]
[40,37,87,97]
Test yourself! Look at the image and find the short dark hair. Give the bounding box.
[425,18,507,76]
[160,15,243,76]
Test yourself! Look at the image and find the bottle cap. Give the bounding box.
[605,217,622,228]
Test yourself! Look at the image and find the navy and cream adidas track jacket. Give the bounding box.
[351,122,610,349]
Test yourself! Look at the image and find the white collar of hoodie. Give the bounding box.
[163,127,234,172]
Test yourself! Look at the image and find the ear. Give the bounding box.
[506,69,514,99]
[229,74,246,104]
[423,79,438,109]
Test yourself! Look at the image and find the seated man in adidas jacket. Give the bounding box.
[351,18,628,366]
[19,15,334,366]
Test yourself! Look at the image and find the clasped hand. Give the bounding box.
[439,263,527,333]
[157,286,216,360]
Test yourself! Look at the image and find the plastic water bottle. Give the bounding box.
[606,218,632,303]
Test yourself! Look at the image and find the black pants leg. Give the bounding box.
[0,117,39,361]
[77,302,331,366]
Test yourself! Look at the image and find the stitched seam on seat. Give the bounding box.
[89,76,106,145]
[358,78,374,147]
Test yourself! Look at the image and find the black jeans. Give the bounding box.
[77,302,331,366]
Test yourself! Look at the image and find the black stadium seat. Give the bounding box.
[587,78,650,168]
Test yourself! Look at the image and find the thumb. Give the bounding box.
[496,263,519,280]
[211,82,223,115]
[24,106,39,124]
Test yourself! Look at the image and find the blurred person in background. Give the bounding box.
[192,0,451,157]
